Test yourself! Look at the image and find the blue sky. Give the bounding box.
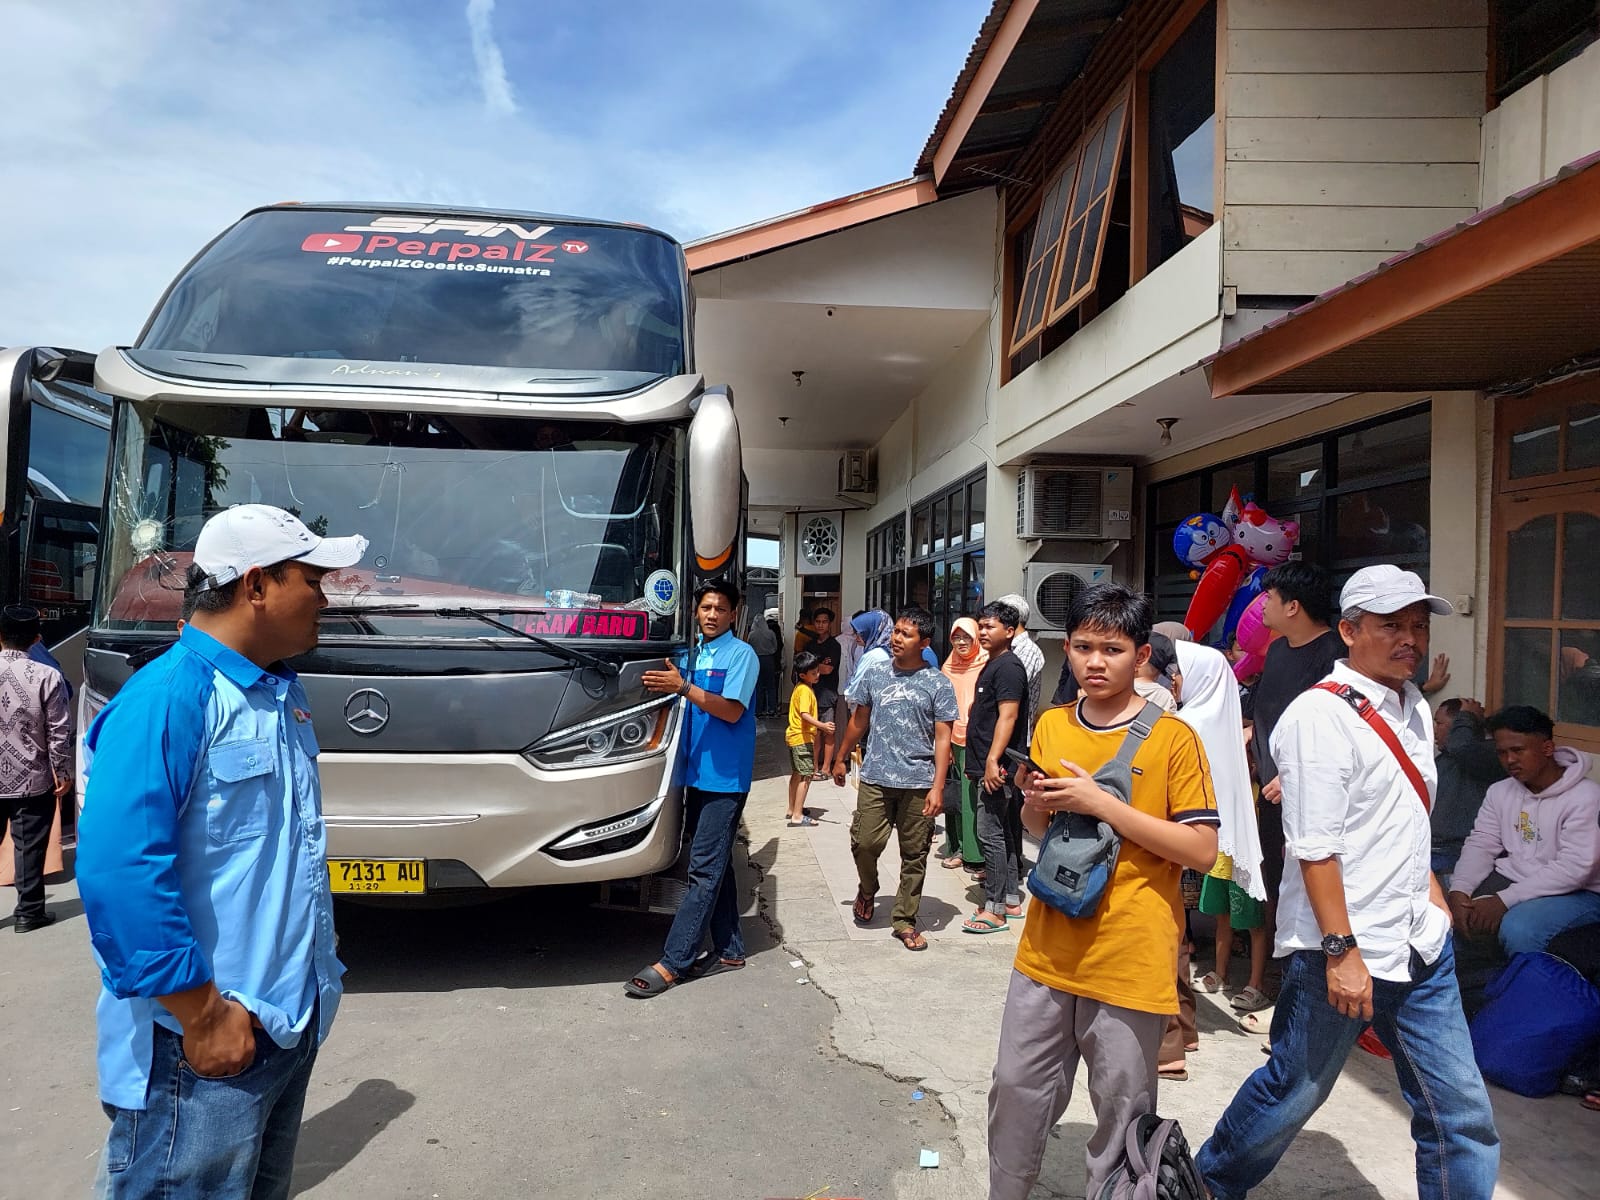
[2,0,984,350]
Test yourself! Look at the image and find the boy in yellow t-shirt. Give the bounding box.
[989,583,1220,1200]
[785,651,833,827]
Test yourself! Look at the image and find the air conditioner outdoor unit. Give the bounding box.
[838,449,875,494]
[1024,562,1113,633]
[1016,464,1133,540]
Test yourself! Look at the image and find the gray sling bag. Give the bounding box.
[1027,701,1164,919]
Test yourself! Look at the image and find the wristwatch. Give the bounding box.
[1321,933,1358,958]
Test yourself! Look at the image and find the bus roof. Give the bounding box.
[250,201,682,248]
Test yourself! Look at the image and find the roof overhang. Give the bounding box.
[685,178,938,273]
[917,0,1129,191]
[1207,152,1600,398]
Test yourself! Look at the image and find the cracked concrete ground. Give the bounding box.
[746,717,1600,1200]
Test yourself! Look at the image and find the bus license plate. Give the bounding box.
[328,859,425,894]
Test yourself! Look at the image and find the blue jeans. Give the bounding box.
[660,788,747,975]
[96,1016,319,1200]
[1197,941,1498,1200]
[1498,890,1600,956]
[756,659,778,715]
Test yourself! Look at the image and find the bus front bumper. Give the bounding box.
[317,751,683,888]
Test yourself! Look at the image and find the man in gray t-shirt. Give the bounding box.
[832,607,958,950]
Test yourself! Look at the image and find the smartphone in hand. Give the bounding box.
[1002,747,1046,778]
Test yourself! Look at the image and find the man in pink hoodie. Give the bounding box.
[1448,705,1600,959]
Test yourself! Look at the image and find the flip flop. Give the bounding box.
[623,963,676,998]
[940,854,964,869]
[852,891,875,925]
[1158,1064,1189,1081]
[1236,1007,1272,1035]
[962,912,1008,934]
[686,950,746,979]
[1003,904,1025,920]
[892,927,929,951]
[1230,985,1272,1013]
[1195,971,1226,994]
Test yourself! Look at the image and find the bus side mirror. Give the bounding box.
[687,385,741,581]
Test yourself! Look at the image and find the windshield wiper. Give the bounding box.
[437,607,622,676]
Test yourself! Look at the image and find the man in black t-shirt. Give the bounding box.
[962,600,1031,932]
[1253,563,1345,907]
[810,608,844,775]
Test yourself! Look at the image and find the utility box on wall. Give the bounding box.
[1017,465,1133,541]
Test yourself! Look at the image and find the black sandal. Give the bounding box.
[623,963,677,998]
[685,950,746,979]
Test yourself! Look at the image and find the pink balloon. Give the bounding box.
[1236,591,1271,657]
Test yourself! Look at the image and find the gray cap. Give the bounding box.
[1340,565,1453,617]
[996,593,1031,626]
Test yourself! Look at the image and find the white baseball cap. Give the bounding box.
[193,504,368,591]
[1339,565,1453,616]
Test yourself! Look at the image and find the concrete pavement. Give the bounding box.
[749,717,1600,1199]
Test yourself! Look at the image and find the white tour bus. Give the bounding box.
[82,203,744,897]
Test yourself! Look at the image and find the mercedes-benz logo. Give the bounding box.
[344,689,390,736]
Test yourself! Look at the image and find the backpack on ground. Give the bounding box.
[1096,1113,1207,1200]
[1469,949,1600,1096]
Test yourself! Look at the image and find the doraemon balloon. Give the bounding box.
[1181,488,1301,639]
[1173,511,1231,576]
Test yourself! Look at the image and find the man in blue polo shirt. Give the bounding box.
[78,504,367,1200]
[626,577,759,997]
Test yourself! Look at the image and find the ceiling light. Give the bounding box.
[1157,417,1179,447]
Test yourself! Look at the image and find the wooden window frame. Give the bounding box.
[1006,82,1133,357]
[1488,377,1600,752]
[1045,85,1133,325]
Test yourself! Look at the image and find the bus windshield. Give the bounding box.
[135,208,687,393]
[96,401,686,641]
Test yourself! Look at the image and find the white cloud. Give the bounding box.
[0,0,976,351]
[464,0,517,117]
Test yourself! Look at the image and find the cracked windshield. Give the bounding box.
[96,402,684,640]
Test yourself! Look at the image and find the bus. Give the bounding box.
[0,346,113,657]
[82,203,744,895]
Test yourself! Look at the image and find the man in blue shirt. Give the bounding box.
[626,577,758,996]
[79,504,367,1200]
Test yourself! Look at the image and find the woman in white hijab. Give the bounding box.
[1173,640,1264,902]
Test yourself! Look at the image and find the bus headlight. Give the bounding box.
[525,696,678,770]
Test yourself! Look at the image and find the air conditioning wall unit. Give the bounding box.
[1016,464,1133,540]
[1025,562,1113,633]
[837,449,877,504]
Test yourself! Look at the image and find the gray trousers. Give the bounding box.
[975,781,1022,913]
[989,969,1165,1200]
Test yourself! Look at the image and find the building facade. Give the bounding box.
[690,0,1600,741]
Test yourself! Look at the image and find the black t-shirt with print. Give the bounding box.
[965,652,1030,778]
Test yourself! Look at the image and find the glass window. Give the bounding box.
[137,208,688,388]
[1559,630,1600,725]
[964,551,985,612]
[1504,626,1554,712]
[1566,402,1600,472]
[968,481,986,543]
[97,401,686,639]
[29,401,112,507]
[1508,412,1561,479]
[932,498,948,554]
[1562,512,1600,619]
[947,557,965,620]
[1332,479,1431,564]
[1493,0,1599,101]
[1506,514,1557,619]
[1209,461,1255,512]
[913,506,932,560]
[1154,476,1203,525]
[1266,443,1324,506]
[1048,91,1133,322]
[1009,161,1079,351]
[949,490,965,549]
[1337,412,1430,485]
[1144,2,1217,272]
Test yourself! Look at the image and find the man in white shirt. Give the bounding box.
[1196,565,1498,1200]
[995,593,1044,739]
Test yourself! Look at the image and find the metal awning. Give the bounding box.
[1206,151,1600,398]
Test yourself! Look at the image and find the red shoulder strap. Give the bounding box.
[1312,682,1432,813]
